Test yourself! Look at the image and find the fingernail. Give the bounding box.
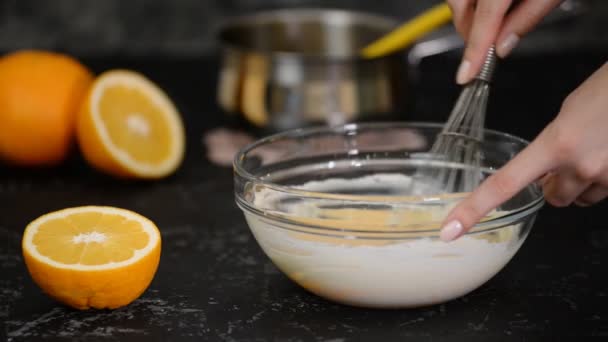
[440,220,464,242]
[456,60,471,85]
[497,33,520,58]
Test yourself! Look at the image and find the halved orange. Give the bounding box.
[77,70,185,179]
[22,206,161,310]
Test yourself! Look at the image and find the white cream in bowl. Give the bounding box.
[244,174,525,308]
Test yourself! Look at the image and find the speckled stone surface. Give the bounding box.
[1,49,608,341]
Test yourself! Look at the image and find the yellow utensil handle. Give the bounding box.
[361,2,453,59]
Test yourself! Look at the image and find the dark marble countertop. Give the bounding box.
[1,50,608,341]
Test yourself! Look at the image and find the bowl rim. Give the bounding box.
[233,121,545,234]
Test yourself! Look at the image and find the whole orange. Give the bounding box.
[0,50,94,166]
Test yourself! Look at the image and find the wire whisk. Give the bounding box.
[411,47,498,195]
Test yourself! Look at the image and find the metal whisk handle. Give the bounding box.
[475,46,497,83]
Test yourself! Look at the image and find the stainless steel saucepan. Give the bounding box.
[217,9,421,131]
[216,3,585,132]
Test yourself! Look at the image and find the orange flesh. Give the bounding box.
[99,85,172,165]
[32,212,150,265]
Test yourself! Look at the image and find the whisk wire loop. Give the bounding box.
[412,47,497,195]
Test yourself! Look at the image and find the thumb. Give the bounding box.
[439,134,555,242]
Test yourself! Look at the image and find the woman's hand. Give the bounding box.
[440,62,608,241]
[447,0,563,84]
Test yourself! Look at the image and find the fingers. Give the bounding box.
[454,0,562,81]
[575,185,608,207]
[456,0,512,84]
[440,133,556,242]
[496,0,562,57]
[542,171,592,207]
[447,0,475,39]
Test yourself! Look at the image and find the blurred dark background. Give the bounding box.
[1,0,606,57]
[0,0,605,151]
[0,0,603,144]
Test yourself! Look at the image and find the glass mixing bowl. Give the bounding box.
[234,122,544,308]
